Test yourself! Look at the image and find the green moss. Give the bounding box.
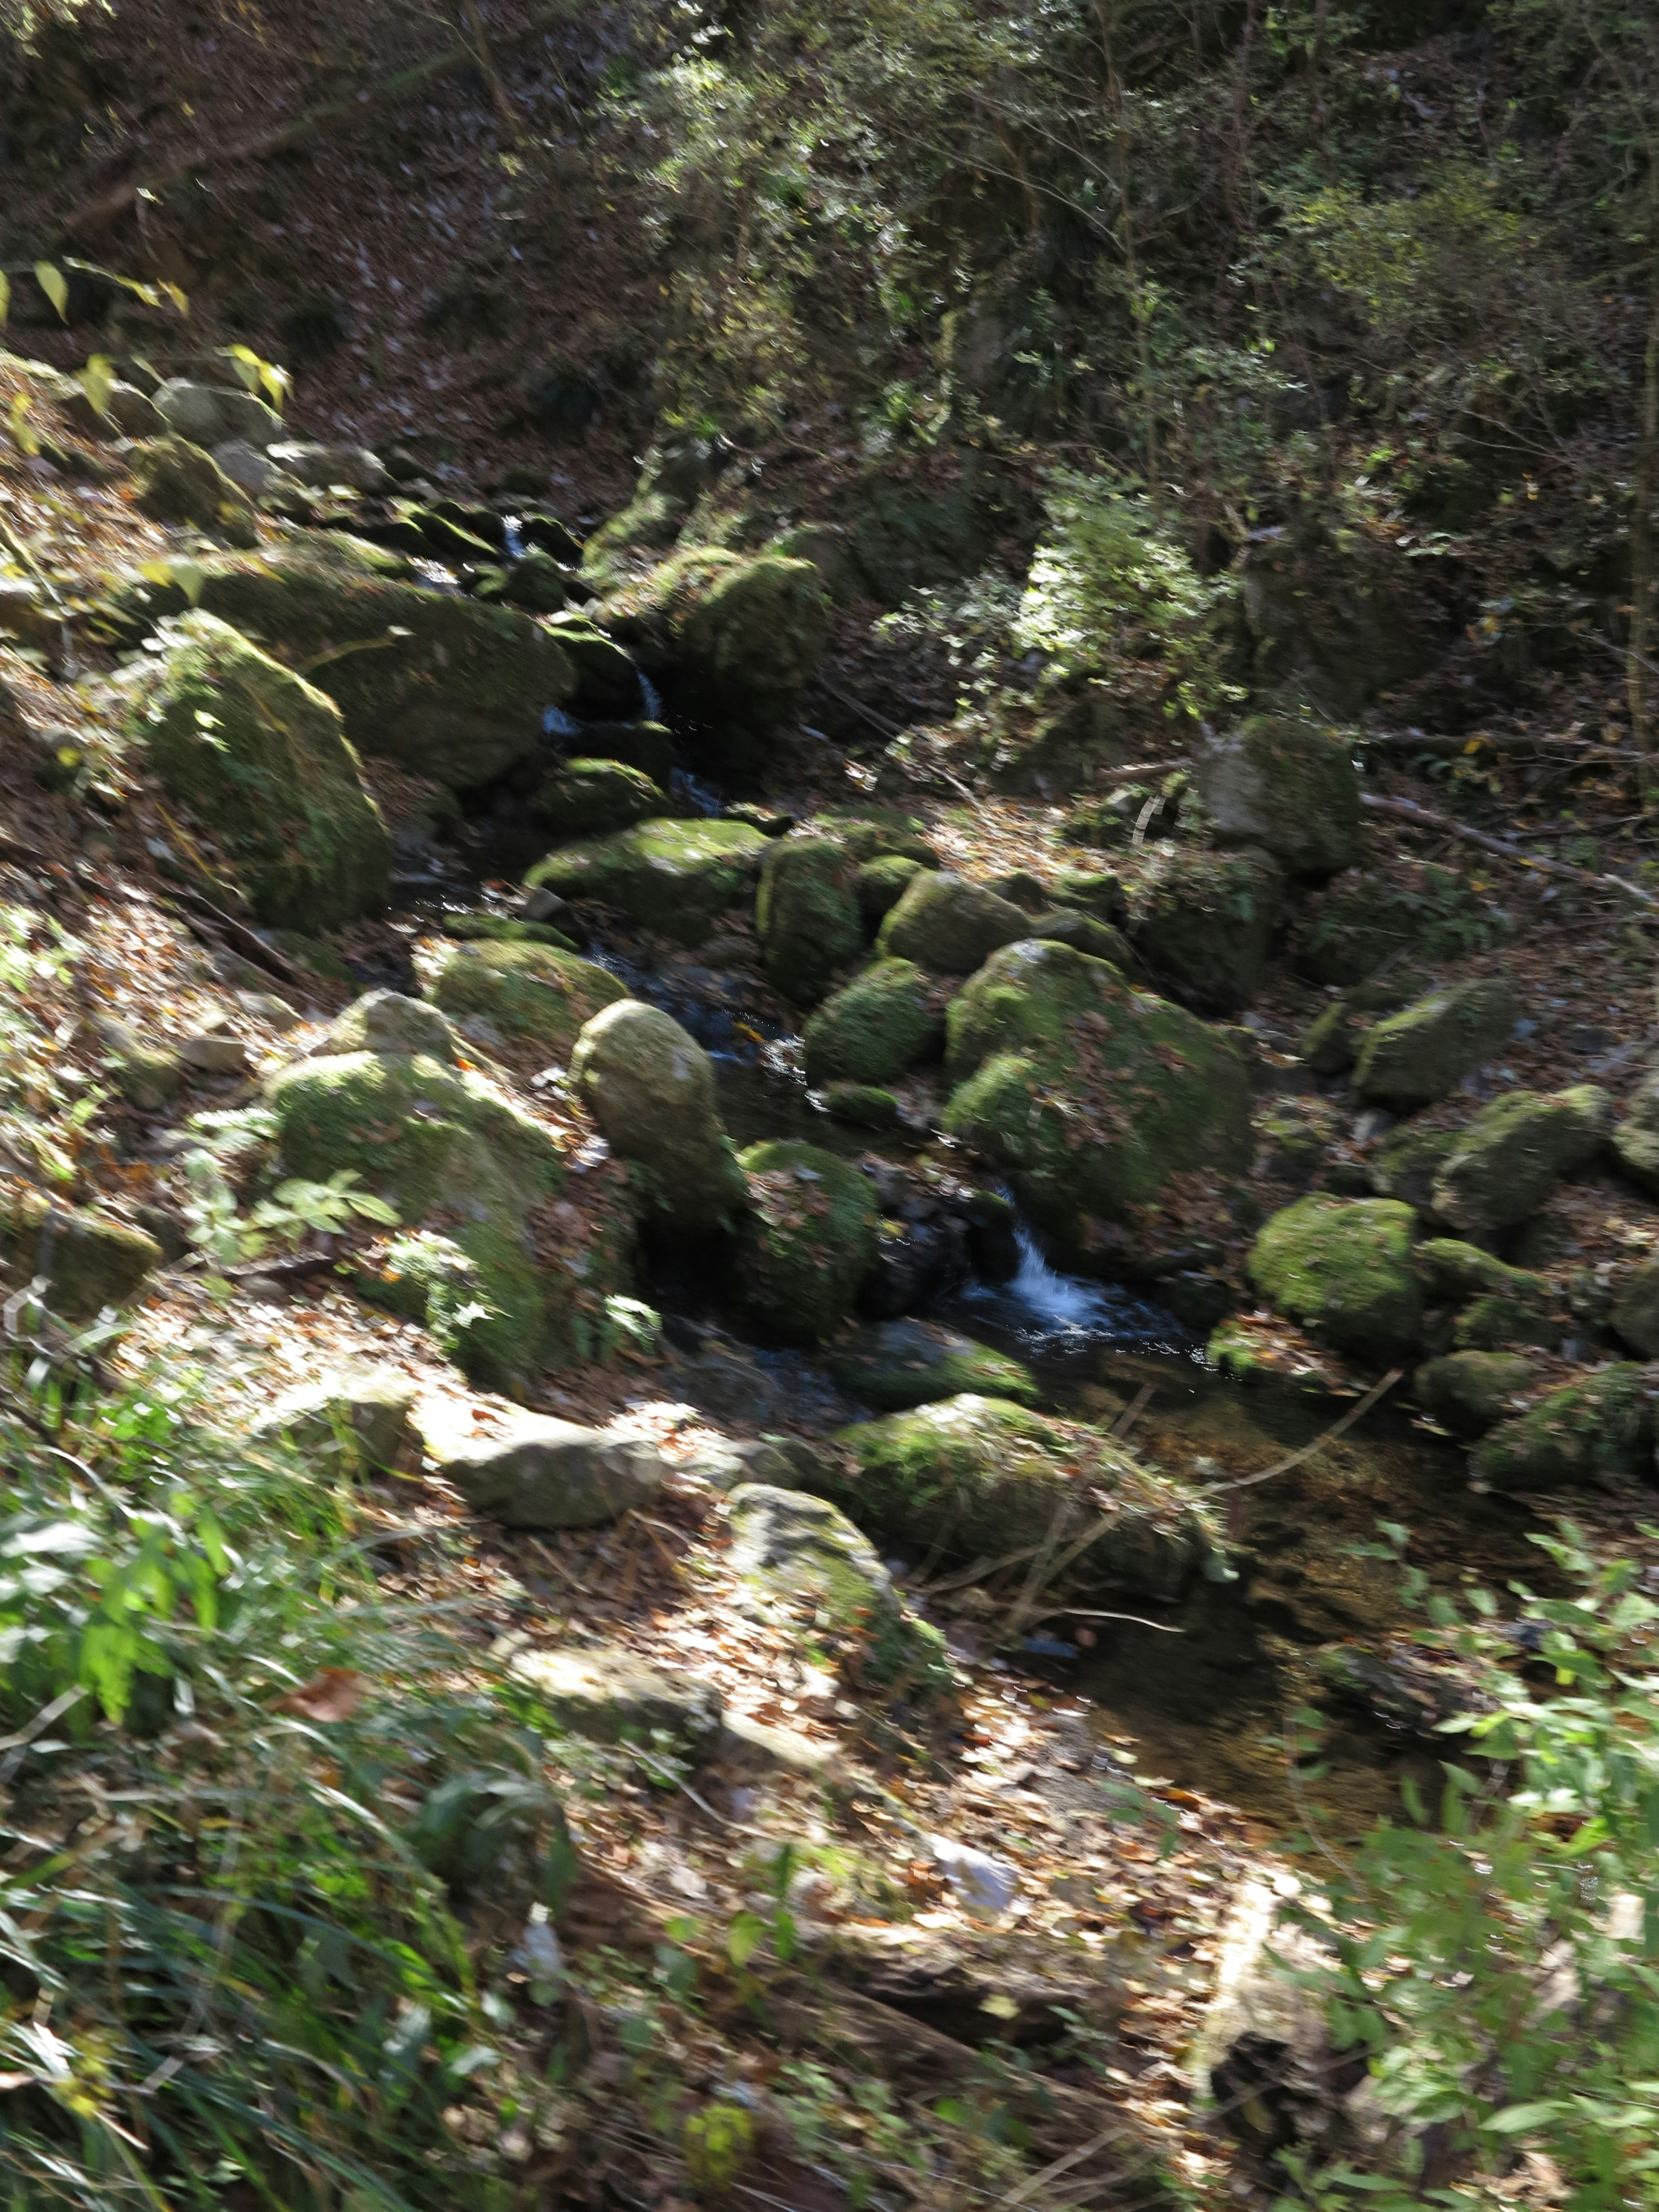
[802,959,941,1088]
[1472,1365,1655,1492]
[430,941,629,1059]
[131,613,390,929]
[1352,978,1522,1109]
[526,818,769,946]
[1195,714,1360,876]
[269,930,354,985]
[442,915,577,952]
[755,836,865,1004]
[1247,1195,1423,1362]
[1430,1086,1609,1237]
[941,940,1252,1257]
[856,854,926,923]
[827,1319,1039,1412]
[821,1084,903,1130]
[877,871,1030,973]
[1412,1352,1538,1438]
[534,757,664,839]
[818,1396,1217,1599]
[1415,1239,1551,1304]
[815,809,939,866]
[1126,845,1284,1014]
[733,1141,878,1345]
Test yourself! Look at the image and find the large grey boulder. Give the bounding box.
[877,872,1031,974]
[1194,715,1360,877]
[509,1644,723,1755]
[422,1405,665,1528]
[154,377,284,450]
[251,1367,417,1476]
[571,999,748,1231]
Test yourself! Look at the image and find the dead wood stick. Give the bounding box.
[62,2,573,236]
[1359,791,1659,913]
[1197,1367,1404,1497]
[168,885,307,989]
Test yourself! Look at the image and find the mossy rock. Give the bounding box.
[431,941,629,1060]
[1247,1195,1423,1363]
[1612,1263,1659,1358]
[126,435,258,545]
[877,871,1032,974]
[534,757,665,839]
[572,1000,748,1233]
[941,940,1252,1261]
[827,1318,1038,1413]
[802,959,941,1089]
[856,853,928,924]
[815,809,938,867]
[0,1190,162,1321]
[574,720,676,786]
[1195,715,1360,877]
[103,541,575,790]
[1295,871,1424,987]
[543,616,643,719]
[1453,1292,1560,1354]
[442,914,577,952]
[526,818,768,947]
[818,1396,1217,1600]
[1429,1086,1609,1238]
[1471,1364,1657,1492]
[1412,1351,1538,1438]
[755,836,864,1005]
[733,1141,878,1345]
[269,929,355,985]
[1126,845,1285,1015]
[1026,909,1135,964]
[130,612,390,929]
[1352,978,1522,1109]
[266,993,618,1389]
[1051,867,1128,923]
[821,1084,903,1131]
[1415,1238,1551,1306]
[726,1484,954,1702]
[1370,1122,1459,1210]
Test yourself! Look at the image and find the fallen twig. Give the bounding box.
[1197,1367,1404,1497]
[1359,791,1659,912]
[167,885,307,989]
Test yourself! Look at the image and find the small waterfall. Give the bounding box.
[639,672,664,721]
[670,766,724,818]
[955,1226,1196,1357]
[543,705,583,742]
[502,515,526,560]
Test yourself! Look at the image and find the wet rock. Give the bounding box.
[527,818,769,948]
[1195,714,1360,877]
[1471,1363,1657,1491]
[607,548,831,767]
[803,959,941,1088]
[126,611,391,929]
[1126,845,1285,1015]
[827,1318,1038,1412]
[270,995,618,1388]
[124,435,258,546]
[251,1367,417,1475]
[943,940,1253,1264]
[571,1000,747,1233]
[0,1191,162,1320]
[534,756,664,838]
[1025,908,1135,965]
[1430,1086,1610,1237]
[756,836,865,1005]
[1612,1262,1659,1357]
[1412,1351,1538,1437]
[861,1207,973,1320]
[966,1188,1022,1280]
[1248,1196,1422,1363]
[822,1395,1217,1599]
[726,1484,953,1700]
[509,1644,721,1754]
[877,872,1031,974]
[1352,976,1522,1109]
[421,1404,665,1528]
[432,940,629,1062]
[735,1141,879,1345]
[481,546,575,613]
[1611,1071,1659,1197]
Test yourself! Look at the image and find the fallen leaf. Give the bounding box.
[275,1668,368,1723]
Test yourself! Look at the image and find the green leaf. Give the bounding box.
[727,1911,766,1967]
[34,263,68,321]
[0,273,9,327]
[1485,2102,1565,2134]
[79,354,114,420]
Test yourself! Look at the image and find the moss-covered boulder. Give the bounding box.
[104,541,575,789]
[571,1000,747,1233]
[1126,845,1284,1015]
[534,757,664,839]
[607,549,831,766]
[755,836,864,1004]
[822,1083,903,1131]
[526,818,768,947]
[1026,909,1136,964]
[1611,1072,1659,1198]
[126,435,258,545]
[1052,867,1128,922]
[877,871,1031,974]
[1370,1122,1459,1210]
[817,1396,1216,1600]
[431,941,629,1060]
[816,809,938,866]
[856,853,927,924]
[574,719,676,786]
[1352,978,1522,1109]
[1612,1262,1659,1359]
[1294,871,1424,986]
[1429,1086,1609,1237]
[266,992,613,1389]
[1248,1196,1423,1363]
[1412,1351,1538,1438]
[0,1191,162,1320]
[941,940,1253,1262]
[129,612,389,929]
[726,1484,953,1701]
[802,959,941,1089]
[827,1319,1038,1412]
[733,1141,878,1344]
[1471,1364,1657,1492]
[1415,1238,1550,1305]
[1194,715,1360,877]
[544,616,644,719]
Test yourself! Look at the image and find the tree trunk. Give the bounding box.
[1629,197,1659,802]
